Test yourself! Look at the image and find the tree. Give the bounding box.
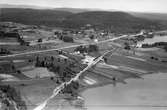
[19,39,29,46]
[88,45,99,52]
[124,42,131,50]
[62,36,74,43]
[50,77,54,80]
[103,57,108,63]
[74,46,87,53]
[17,70,21,74]
[164,46,167,52]
[0,48,11,55]
[37,38,43,42]
[51,56,54,61]
[89,35,94,40]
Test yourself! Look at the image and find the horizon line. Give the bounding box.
[1,3,167,14]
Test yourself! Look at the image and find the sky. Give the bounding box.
[1,0,167,13]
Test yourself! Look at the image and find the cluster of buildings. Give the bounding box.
[0,22,35,47]
[53,24,115,43]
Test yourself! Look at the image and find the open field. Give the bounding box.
[82,72,167,110]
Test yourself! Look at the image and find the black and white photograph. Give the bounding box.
[0,0,167,110]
